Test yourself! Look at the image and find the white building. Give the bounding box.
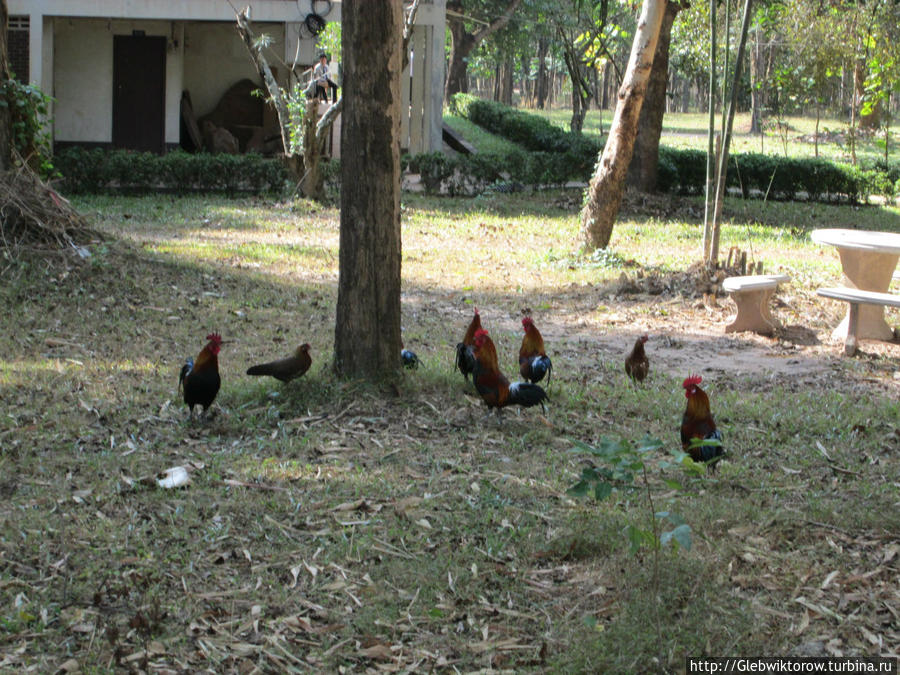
[7,0,446,156]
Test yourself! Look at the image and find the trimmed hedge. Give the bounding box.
[448,93,898,203]
[55,147,290,195]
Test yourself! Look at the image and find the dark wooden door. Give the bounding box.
[113,35,166,153]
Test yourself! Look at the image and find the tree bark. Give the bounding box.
[444,0,523,99]
[498,59,514,105]
[0,0,10,171]
[627,1,682,193]
[536,37,548,109]
[580,0,667,251]
[334,0,403,379]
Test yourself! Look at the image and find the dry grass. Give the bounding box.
[0,190,898,673]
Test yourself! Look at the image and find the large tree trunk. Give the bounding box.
[446,21,475,97]
[580,0,667,251]
[444,0,523,99]
[0,0,10,171]
[334,0,403,379]
[627,1,682,193]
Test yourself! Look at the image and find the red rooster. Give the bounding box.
[471,329,547,417]
[680,375,724,470]
[518,317,552,385]
[625,334,649,383]
[455,308,482,381]
[179,333,222,420]
[247,343,312,382]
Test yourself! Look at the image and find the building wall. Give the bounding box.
[182,21,285,120]
[53,18,182,144]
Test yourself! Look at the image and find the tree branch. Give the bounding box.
[472,0,524,44]
[316,98,344,145]
[402,0,421,71]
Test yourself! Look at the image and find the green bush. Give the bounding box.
[450,94,897,203]
[54,148,290,195]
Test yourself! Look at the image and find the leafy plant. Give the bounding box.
[1,77,55,176]
[568,434,706,663]
[568,436,701,555]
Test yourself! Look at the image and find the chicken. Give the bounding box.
[680,374,724,470]
[401,347,420,369]
[518,317,552,385]
[246,343,312,382]
[179,332,222,419]
[471,329,547,416]
[625,334,649,383]
[455,308,482,380]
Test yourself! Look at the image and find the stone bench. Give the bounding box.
[722,274,791,336]
[817,287,900,355]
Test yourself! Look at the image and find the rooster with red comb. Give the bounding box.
[179,332,222,420]
[680,374,724,470]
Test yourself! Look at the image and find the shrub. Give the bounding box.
[54,148,290,195]
[450,94,897,204]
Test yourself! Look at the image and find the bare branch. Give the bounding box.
[402,0,422,71]
[235,6,291,154]
[472,0,523,44]
[316,98,344,145]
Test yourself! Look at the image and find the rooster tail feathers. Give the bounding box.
[455,342,476,379]
[508,381,548,411]
[179,357,194,390]
[530,355,552,386]
[401,349,420,369]
[246,363,277,377]
[697,429,724,462]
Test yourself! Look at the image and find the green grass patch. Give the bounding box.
[1,190,897,671]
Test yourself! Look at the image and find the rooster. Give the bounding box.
[179,333,222,420]
[519,317,552,385]
[625,334,649,383]
[401,341,420,369]
[471,329,547,417]
[247,343,312,382]
[455,308,482,381]
[681,374,724,470]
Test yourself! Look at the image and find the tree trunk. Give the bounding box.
[571,89,585,133]
[333,0,403,379]
[580,0,667,251]
[856,59,880,131]
[536,38,548,109]
[444,0,523,99]
[0,0,10,171]
[627,1,682,193]
[749,25,762,134]
[499,59,514,105]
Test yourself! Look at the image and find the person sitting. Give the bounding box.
[313,53,339,103]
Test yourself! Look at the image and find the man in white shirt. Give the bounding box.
[313,53,339,103]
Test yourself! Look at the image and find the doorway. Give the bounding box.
[113,35,166,153]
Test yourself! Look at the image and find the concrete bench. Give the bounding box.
[817,287,900,355]
[722,274,791,336]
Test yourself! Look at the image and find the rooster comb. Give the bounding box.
[682,374,702,388]
[522,316,534,326]
[206,333,222,344]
